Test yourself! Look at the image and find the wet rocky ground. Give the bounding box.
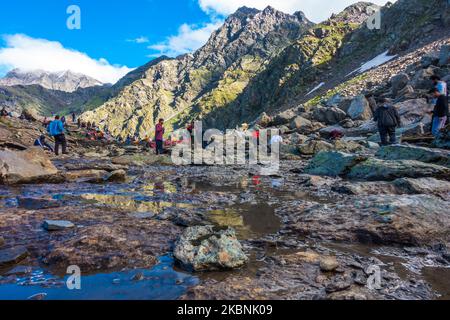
[0,152,449,300]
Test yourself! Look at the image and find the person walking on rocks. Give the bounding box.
[373,99,401,145]
[155,118,165,155]
[47,115,68,155]
[431,88,449,137]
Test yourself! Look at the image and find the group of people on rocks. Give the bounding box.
[374,75,448,145]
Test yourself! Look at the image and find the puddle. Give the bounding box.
[0,255,198,300]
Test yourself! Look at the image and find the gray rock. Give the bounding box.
[347,95,372,121]
[106,169,127,183]
[320,256,339,272]
[390,73,410,95]
[43,220,76,231]
[0,246,29,267]
[348,159,450,181]
[439,44,450,66]
[298,140,334,155]
[17,197,61,210]
[174,226,248,271]
[393,178,450,199]
[0,148,60,185]
[304,151,366,177]
[290,116,312,132]
[272,109,298,126]
[312,106,348,125]
[420,53,439,68]
[376,144,450,168]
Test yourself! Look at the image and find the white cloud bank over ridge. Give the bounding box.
[198,0,394,22]
[0,34,132,84]
[148,21,223,57]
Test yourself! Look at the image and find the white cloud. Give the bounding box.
[148,21,222,57]
[0,34,133,84]
[127,36,149,44]
[198,0,394,23]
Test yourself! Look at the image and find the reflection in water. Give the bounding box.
[81,194,193,214]
[0,255,198,300]
[208,204,280,239]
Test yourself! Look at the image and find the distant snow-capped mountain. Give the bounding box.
[0,69,103,92]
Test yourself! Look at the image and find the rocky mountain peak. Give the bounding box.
[0,68,103,92]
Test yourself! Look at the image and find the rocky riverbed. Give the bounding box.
[0,143,449,300]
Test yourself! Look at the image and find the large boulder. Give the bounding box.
[439,44,450,66]
[0,148,61,185]
[271,109,298,126]
[390,73,410,96]
[174,226,248,272]
[394,99,433,126]
[347,95,372,121]
[347,158,450,181]
[304,151,366,177]
[290,116,313,132]
[312,106,347,125]
[376,144,450,168]
[393,178,450,200]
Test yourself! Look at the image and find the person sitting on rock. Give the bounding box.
[373,99,401,145]
[34,135,54,152]
[430,88,449,137]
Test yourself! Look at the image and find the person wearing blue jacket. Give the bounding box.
[47,115,67,155]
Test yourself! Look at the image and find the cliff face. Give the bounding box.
[81,6,312,138]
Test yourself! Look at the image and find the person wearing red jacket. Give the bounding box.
[155,118,165,155]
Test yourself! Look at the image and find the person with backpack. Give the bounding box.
[34,135,54,152]
[47,115,67,155]
[373,99,401,145]
[430,88,449,137]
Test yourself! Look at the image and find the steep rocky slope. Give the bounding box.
[81,6,312,138]
[204,0,450,129]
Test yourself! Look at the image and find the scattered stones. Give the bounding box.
[174,226,248,272]
[43,220,76,231]
[17,197,61,210]
[0,246,29,267]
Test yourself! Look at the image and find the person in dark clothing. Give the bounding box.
[431,88,449,137]
[47,115,67,155]
[34,135,54,152]
[155,118,165,155]
[72,112,76,123]
[373,100,401,145]
[1,107,8,117]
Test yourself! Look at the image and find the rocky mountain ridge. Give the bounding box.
[0,69,103,93]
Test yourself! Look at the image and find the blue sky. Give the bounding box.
[0,0,393,83]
